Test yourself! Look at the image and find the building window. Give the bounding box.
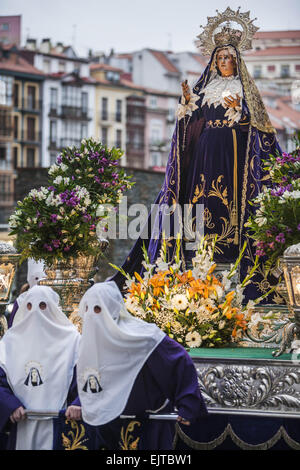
[81,92,88,116]
[267,65,276,72]
[1,24,9,31]
[101,127,108,145]
[81,123,88,139]
[13,147,18,169]
[27,148,35,167]
[132,130,143,150]
[13,83,19,108]
[253,65,262,78]
[149,96,157,108]
[27,86,36,110]
[295,65,300,72]
[59,61,66,73]
[0,147,6,160]
[50,120,57,146]
[13,115,19,139]
[106,71,120,82]
[0,80,6,105]
[116,99,122,122]
[62,86,80,107]
[50,88,58,112]
[50,153,57,165]
[101,97,108,120]
[281,65,290,78]
[43,59,51,74]
[27,117,36,141]
[61,121,81,147]
[0,76,13,106]
[151,152,161,167]
[150,126,162,144]
[116,129,122,148]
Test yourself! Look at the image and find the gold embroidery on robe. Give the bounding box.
[119,421,141,450]
[62,419,89,451]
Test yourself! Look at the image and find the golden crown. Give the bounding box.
[196,7,259,55]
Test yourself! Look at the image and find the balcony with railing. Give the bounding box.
[0,172,15,207]
[127,113,145,126]
[20,130,42,144]
[126,141,145,153]
[48,105,91,120]
[0,109,13,139]
[61,105,91,120]
[100,112,123,124]
[14,98,43,113]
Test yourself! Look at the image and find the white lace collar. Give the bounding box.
[200,74,243,109]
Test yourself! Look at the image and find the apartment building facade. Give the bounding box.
[21,38,96,167]
[0,43,44,227]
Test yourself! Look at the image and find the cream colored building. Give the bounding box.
[90,64,145,167]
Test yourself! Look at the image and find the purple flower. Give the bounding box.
[64,245,70,252]
[57,155,63,164]
[298,223,300,231]
[266,230,272,237]
[256,241,265,248]
[83,213,92,222]
[38,221,44,228]
[255,249,265,257]
[43,243,53,252]
[275,233,285,244]
[50,214,58,223]
[52,239,60,248]
[89,224,96,231]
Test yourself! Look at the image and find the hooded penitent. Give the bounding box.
[0,285,80,450]
[27,258,46,288]
[77,281,165,425]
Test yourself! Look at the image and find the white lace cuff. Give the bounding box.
[176,91,199,121]
[224,106,242,126]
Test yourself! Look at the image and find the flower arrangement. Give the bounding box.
[112,237,265,348]
[9,138,134,264]
[246,133,300,273]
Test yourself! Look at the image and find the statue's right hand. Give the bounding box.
[10,406,26,423]
[181,80,191,104]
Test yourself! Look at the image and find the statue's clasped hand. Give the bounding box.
[224,94,241,109]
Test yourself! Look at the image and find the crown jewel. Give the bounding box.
[196,7,259,55]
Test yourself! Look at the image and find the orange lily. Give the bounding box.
[149,271,170,297]
[175,270,194,286]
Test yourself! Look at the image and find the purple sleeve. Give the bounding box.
[147,336,207,422]
[68,367,81,407]
[0,367,24,431]
[7,300,18,329]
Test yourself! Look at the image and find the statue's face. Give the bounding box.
[216,49,235,77]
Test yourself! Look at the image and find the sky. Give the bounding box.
[1,0,300,57]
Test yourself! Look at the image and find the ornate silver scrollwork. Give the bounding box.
[195,363,300,413]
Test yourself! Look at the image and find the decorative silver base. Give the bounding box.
[192,353,300,418]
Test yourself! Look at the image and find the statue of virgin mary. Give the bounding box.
[112,8,281,302]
